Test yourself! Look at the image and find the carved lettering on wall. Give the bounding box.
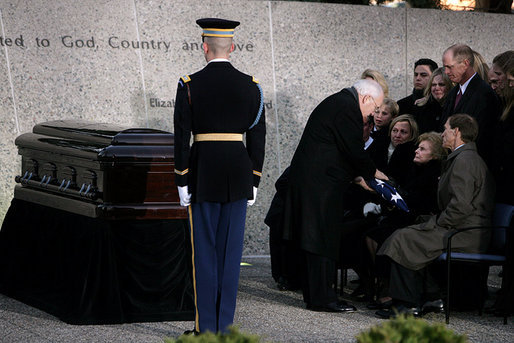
[149,98,273,110]
[0,35,255,53]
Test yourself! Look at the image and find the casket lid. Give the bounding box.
[33,120,174,146]
[16,120,175,162]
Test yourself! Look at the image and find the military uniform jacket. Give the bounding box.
[173,61,266,203]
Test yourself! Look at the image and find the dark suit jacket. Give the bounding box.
[397,89,424,115]
[173,62,266,203]
[282,87,376,260]
[411,96,443,134]
[493,108,514,205]
[440,74,501,164]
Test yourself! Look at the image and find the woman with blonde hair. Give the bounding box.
[413,68,453,134]
[472,49,490,82]
[489,56,514,318]
[493,57,514,205]
[372,114,419,186]
[361,69,389,98]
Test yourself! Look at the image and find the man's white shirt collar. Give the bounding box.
[364,137,374,150]
[208,58,230,64]
[454,143,466,151]
[459,72,476,95]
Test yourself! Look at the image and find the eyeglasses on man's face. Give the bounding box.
[370,96,380,114]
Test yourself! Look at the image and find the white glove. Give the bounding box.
[363,202,381,217]
[178,186,191,207]
[247,187,258,206]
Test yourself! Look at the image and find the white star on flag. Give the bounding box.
[390,192,402,203]
[375,179,386,188]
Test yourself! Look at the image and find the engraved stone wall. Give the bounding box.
[0,0,512,254]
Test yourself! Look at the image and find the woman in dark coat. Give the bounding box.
[410,67,453,134]
[489,61,514,316]
[372,114,419,186]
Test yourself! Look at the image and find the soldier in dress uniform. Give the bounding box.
[173,18,266,334]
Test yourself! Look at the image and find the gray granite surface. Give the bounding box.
[0,1,513,254]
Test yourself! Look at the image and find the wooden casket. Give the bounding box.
[13,120,187,219]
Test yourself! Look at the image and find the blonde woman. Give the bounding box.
[413,68,453,134]
[361,69,390,98]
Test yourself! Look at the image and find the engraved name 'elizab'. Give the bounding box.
[150,98,273,109]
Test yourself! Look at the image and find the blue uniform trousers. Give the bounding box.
[188,199,247,333]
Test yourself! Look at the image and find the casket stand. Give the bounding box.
[0,120,194,324]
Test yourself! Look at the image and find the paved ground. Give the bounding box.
[1,256,512,342]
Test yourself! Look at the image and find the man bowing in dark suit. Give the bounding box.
[440,44,501,165]
[282,79,387,313]
[173,18,265,334]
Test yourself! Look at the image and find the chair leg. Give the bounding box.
[478,266,484,316]
[334,268,339,294]
[446,259,451,324]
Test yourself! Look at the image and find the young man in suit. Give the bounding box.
[397,58,438,115]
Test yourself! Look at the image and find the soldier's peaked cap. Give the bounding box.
[196,18,240,38]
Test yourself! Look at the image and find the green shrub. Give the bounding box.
[164,326,267,343]
[356,314,469,343]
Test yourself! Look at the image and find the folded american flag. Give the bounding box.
[367,178,409,212]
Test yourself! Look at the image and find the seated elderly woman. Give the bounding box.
[412,67,453,134]
[375,114,495,318]
[363,132,447,309]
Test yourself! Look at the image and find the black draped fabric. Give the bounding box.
[0,199,194,324]
[410,96,443,135]
[397,89,424,116]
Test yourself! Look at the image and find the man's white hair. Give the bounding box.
[352,79,383,99]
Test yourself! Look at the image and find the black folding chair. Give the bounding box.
[437,203,514,324]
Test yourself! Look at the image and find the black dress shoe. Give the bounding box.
[183,329,199,336]
[422,299,444,314]
[376,304,422,319]
[367,299,393,310]
[307,300,357,313]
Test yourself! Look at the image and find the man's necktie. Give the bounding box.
[454,89,462,110]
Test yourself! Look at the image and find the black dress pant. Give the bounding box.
[389,260,441,307]
[302,250,337,306]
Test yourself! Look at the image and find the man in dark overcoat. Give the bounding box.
[282,79,387,312]
[173,18,265,334]
[439,44,501,166]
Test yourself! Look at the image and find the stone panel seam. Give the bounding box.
[132,0,149,127]
[268,1,281,174]
[404,8,408,97]
[0,9,20,134]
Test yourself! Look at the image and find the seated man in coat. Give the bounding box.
[376,113,495,318]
